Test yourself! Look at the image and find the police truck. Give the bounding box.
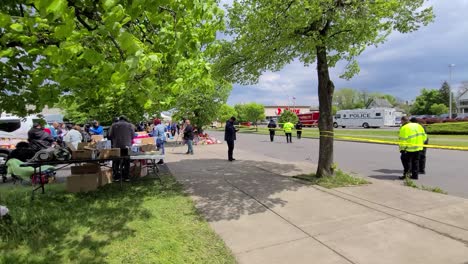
[333,108,396,128]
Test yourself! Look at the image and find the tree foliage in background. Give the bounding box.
[411,82,456,115]
[333,88,397,110]
[429,103,448,116]
[278,110,298,126]
[0,0,227,123]
[243,103,265,124]
[215,0,433,176]
[217,104,237,126]
[233,104,246,122]
[411,89,441,115]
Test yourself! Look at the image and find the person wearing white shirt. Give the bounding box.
[63,124,83,150]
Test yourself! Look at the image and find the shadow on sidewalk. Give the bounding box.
[168,158,307,222]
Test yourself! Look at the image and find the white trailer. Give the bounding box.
[333,108,396,128]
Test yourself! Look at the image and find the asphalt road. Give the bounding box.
[210,131,468,199]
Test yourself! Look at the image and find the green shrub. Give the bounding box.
[426,122,468,135]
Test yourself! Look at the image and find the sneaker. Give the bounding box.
[113,178,121,182]
[419,171,426,174]
[185,152,190,154]
[410,176,419,180]
[157,159,164,165]
[124,178,130,182]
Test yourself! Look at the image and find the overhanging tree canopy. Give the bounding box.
[217,0,433,176]
[1,0,227,122]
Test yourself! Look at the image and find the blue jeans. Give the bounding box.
[187,140,193,154]
[156,138,165,155]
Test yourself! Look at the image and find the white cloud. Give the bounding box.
[227,0,468,105]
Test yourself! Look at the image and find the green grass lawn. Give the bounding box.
[0,174,235,264]
[212,127,468,148]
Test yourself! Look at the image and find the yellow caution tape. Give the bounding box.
[231,126,468,151]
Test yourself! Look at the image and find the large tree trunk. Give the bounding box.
[315,46,335,177]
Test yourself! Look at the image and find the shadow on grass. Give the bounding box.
[167,158,309,222]
[0,174,180,263]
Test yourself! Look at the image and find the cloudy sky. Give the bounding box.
[225,0,468,107]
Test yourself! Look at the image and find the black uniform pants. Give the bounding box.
[112,148,130,180]
[297,131,302,139]
[419,148,426,173]
[285,133,292,143]
[227,140,235,160]
[269,130,275,142]
[401,151,420,178]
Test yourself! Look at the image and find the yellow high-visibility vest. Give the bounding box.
[399,122,427,152]
[283,122,294,133]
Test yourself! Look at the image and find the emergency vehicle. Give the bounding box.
[297,112,320,127]
[333,108,396,128]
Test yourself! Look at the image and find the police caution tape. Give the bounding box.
[232,126,468,151]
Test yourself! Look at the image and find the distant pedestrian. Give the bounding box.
[295,121,303,139]
[283,121,294,143]
[224,117,238,161]
[267,119,277,142]
[410,117,428,174]
[183,119,194,155]
[28,122,54,152]
[398,116,427,180]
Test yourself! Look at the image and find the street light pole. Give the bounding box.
[449,64,455,119]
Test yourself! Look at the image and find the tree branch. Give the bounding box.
[108,33,125,61]
[328,29,351,39]
[75,9,96,31]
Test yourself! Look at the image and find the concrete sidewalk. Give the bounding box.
[166,144,468,264]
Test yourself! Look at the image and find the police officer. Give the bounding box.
[295,120,303,139]
[267,119,277,142]
[410,117,428,174]
[399,116,427,180]
[283,121,294,143]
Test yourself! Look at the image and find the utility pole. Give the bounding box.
[449,64,455,119]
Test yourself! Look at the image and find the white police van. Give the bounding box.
[333,108,396,128]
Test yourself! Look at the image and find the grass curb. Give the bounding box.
[293,169,369,189]
[403,177,448,195]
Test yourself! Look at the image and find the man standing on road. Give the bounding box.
[295,120,303,139]
[267,119,277,142]
[399,116,427,180]
[225,117,238,161]
[283,121,294,143]
[108,116,134,182]
[410,117,428,174]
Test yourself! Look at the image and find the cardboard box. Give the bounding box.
[72,150,95,160]
[80,173,100,192]
[66,175,82,193]
[91,135,104,142]
[99,148,121,159]
[99,168,113,186]
[66,173,100,193]
[78,142,96,150]
[131,161,141,178]
[140,137,155,145]
[140,144,155,152]
[71,163,100,174]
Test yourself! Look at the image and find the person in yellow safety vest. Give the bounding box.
[398,116,427,180]
[283,121,294,143]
